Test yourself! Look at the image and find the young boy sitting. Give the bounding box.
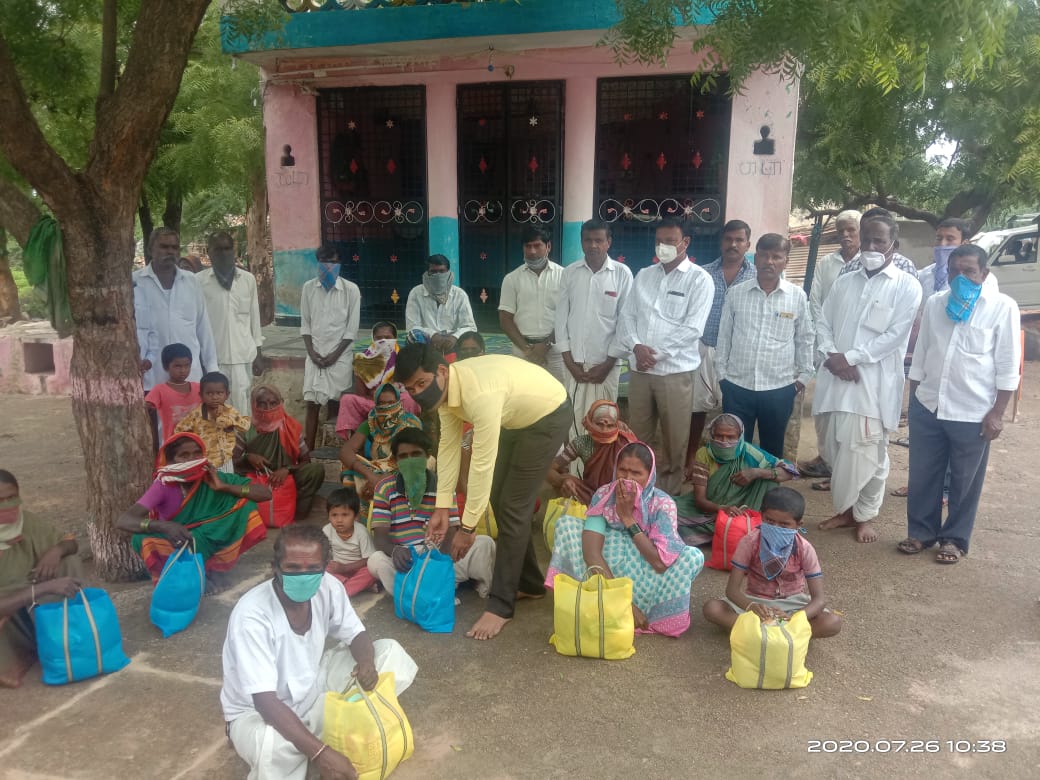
[322,487,380,596]
[145,343,201,442]
[703,487,842,638]
[175,371,250,473]
[367,427,495,599]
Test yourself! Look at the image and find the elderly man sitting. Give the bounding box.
[221,525,417,780]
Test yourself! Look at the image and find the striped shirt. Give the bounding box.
[698,256,756,347]
[716,278,815,391]
[370,471,459,547]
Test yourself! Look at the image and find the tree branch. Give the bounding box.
[100,0,118,98]
[0,35,80,216]
[841,187,942,227]
[89,0,212,191]
[0,176,43,247]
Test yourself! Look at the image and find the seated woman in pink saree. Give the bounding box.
[116,433,270,594]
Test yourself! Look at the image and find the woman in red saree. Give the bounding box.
[546,400,637,504]
[117,432,270,594]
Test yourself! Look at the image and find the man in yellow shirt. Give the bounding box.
[397,344,571,640]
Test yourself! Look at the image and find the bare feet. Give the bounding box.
[818,509,856,531]
[465,611,511,640]
[856,520,879,543]
[632,604,649,631]
[205,570,231,595]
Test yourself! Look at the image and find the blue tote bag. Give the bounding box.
[393,547,455,633]
[150,540,206,638]
[34,587,131,685]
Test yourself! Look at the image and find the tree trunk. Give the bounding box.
[0,226,21,321]
[64,193,153,581]
[162,185,182,234]
[246,170,274,325]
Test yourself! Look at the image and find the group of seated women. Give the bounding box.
[542,410,799,637]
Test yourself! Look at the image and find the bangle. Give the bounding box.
[771,467,778,481]
[140,518,151,532]
[241,484,250,497]
[311,744,328,762]
[30,583,36,607]
[625,524,643,538]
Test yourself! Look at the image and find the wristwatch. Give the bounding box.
[626,524,644,538]
[460,525,477,535]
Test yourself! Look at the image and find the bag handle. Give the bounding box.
[343,673,391,780]
[408,549,434,622]
[63,588,103,681]
[155,537,202,590]
[574,568,608,659]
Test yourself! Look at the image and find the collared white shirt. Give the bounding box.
[808,250,851,331]
[405,285,476,339]
[220,575,366,721]
[554,256,633,365]
[300,277,361,354]
[198,268,264,366]
[716,278,815,391]
[498,261,564,338]
[813,262,922,430]
[614,257,714,375]
[910,287,1021,422]
[132,265,218,390]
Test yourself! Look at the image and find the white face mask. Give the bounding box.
[859,245,891,271]
[656,243,679,263]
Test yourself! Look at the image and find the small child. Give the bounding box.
[322,487,380,596]
[174,371,250,473]
[145,344,201,442]
[703,487,842,638]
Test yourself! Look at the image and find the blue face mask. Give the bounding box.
[946,274,983,323]
[758,523,798,580]
[278,570,324,603]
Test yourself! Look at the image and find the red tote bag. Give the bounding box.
[253,471,298,528]
[706,508,762,570]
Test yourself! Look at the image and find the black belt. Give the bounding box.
[523,336,552,346]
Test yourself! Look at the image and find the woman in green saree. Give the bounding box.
[675,414,798,540]
[117,432,271,594]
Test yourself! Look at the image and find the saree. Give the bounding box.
[131,473,266,581]
[571,400,637,495]
[545,445,704,637]
[244,386,325,508]
[0,511,81,687]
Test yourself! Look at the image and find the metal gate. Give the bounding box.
[457,81,564,330]
[317,85,427,326]
[594,75,731,274]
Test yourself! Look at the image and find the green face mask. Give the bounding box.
[397,456,429,510]
[708,441,739,463]
[278,570,324,603]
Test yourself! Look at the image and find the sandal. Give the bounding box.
[893,436,910,448]
[935,543,965,564]
[799,459,831,478]
[890,485,909,498]
[897,537,927,555]
[811,479,831,492]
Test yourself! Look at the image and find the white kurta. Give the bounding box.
[199,268,264,412]
[404,285,476,339]
[300,277,361,404]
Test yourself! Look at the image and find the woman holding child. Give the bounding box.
[116,432,270,593]
[545,442,704,637]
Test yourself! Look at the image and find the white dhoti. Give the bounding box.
[303,353,353,405]
[219,362,253,416]
[825,411,889,522]
[562,363,622,439]
[228,638,417,780]
[813,412,833,468]
[691,342,721,414]
[367,535,496,598]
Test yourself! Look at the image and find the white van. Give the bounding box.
[973,226,1040,309]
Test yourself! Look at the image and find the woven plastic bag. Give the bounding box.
[35,587,131,685]
[323,672,414,780]
[393,548,455,633]
[725,610,813,689]
[549,571,635,660]
[150,540,205,638]
[542,497,587,551]
[706,508,761,570]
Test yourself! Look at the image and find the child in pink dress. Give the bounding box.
[145,344,201,441]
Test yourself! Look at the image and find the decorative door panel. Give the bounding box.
[594,75,731,274]
[457,82,564,330]
[317,86,427,326]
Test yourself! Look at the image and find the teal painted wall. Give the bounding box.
[274,248,317,318]
[224,0,714,55]
[428,216,460,277]
[562,221,583,266]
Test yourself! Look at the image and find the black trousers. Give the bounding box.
[720,379,798,459]
[486,400,572,618]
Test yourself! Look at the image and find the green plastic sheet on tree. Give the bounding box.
[22,216,73,337]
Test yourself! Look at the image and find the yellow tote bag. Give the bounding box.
[725,610,813,689]
[549,571,635,660]
[542,497,587,551]
[323,672,414,780]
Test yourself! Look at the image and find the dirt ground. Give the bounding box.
[1,367,1039,780]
